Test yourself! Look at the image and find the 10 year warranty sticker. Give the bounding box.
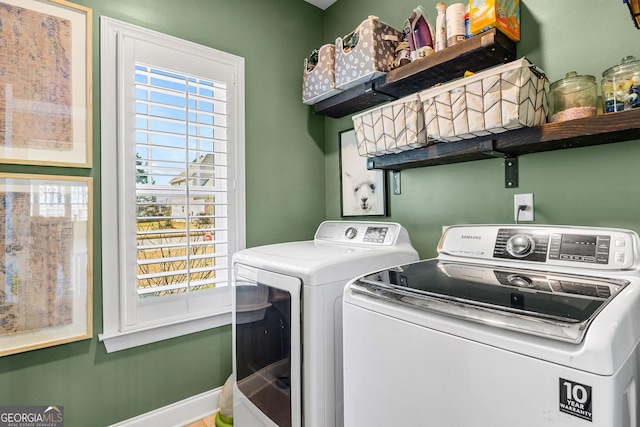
[560,378,593,422]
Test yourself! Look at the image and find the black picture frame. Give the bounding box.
[339,129,387,217]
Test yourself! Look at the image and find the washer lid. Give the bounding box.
[350,259,629,343]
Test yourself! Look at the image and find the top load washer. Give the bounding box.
[343,224,640,427]
[232,221,418,427]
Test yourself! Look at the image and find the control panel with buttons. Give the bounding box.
[314,221,402,246]
[439,225,638,270]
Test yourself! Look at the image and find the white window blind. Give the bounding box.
[134,65,229,297]
[99,17,245,352]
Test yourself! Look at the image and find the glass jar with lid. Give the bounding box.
[548,72,597,123]
[601,55,640,113]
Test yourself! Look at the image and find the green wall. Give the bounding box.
[1,0,639,426]
[323,0,640,258]
[0,1,325,426]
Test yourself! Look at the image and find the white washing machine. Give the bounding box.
[343,224,640,426]
[232,221,418,427]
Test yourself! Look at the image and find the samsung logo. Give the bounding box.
[461,235,482,240]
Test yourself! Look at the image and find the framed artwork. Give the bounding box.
[0,173,92,357]
[0,0,92,167]
[339,129,387,217]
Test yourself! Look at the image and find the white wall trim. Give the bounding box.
[98,310,231,353]
[107,388,221,427]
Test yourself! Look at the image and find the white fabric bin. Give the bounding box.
[418,58,549,142]
[352,94,429,157]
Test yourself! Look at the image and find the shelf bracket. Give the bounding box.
[392,170,401,195]
[504,156,518,188]
[365,79,396,102]
[475,141,518,188]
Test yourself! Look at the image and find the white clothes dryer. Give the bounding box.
[232,221,418,427]
[343,224,640,427]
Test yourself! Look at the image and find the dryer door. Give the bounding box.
[233,263,302,427]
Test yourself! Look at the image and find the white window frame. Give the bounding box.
[99,17,245,352]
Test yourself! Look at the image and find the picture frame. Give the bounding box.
[0,0,92,167]
[339,129,387,217]
[0,173,92,357]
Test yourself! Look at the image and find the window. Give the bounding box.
[134,66,229,297]
[99,17,245,352]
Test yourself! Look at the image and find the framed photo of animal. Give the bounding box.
[339,129,387,217]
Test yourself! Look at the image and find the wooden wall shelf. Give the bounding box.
[365,109,640,171]
[310,28,640,184]
[313,28,517,118]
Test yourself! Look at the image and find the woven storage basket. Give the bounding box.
[418,58,549,142]
[352,94,429,157]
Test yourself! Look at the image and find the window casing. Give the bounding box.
[99,17,245,352]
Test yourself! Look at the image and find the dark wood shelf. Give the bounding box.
[312,78,393,119]
[313,28,517,118]
[311,28,640,176]
[376,28,517,99]
[366,108,640,171]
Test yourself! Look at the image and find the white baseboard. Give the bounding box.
[108,387,221,427]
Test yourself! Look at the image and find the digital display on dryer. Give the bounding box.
[363,227,388,243]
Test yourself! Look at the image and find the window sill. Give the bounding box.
[98,308,231,353]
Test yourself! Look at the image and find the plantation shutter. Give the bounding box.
[134,65,229,297]
[118,34,237,328]
[100,18,245,351]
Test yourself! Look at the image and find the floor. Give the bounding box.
[184,413,218,427]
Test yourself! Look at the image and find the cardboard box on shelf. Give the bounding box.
[470,0,520,42]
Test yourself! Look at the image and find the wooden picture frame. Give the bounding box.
[0,0,92,167]
[339,129,387,217]
[0,173,92,357]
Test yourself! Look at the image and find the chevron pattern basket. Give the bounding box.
[419,58,549,142]
[352,94,429,157]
